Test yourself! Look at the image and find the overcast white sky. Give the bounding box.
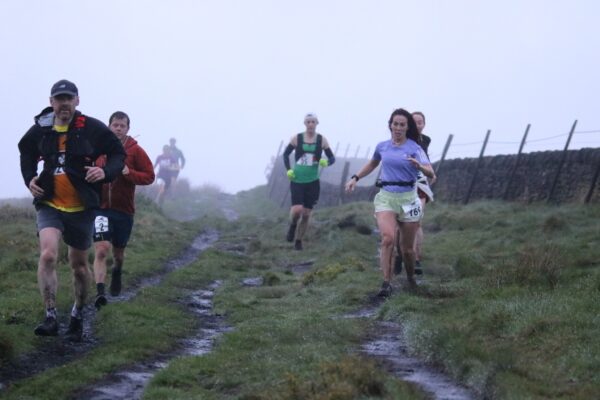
[2,0,599,198]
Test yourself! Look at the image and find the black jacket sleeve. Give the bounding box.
[282,143,294,170]
[18,126,41,187]
[324,147,335,166]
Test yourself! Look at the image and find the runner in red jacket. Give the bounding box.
[92,111,155,308]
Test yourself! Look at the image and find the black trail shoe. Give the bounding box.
[94,293,107,309]
[286,223,297,242]
[65,316,83,342]
[394,255,403,275]
[415,260,423,275]
[110,268,122,296]
[377,281,392,298]
[34,317,58,336]
[294,240,303,251]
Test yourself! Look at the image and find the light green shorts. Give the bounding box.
[373,189,423,222]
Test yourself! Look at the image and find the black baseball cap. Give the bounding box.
[50,79,78,97]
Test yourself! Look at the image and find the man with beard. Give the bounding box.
[18,79,125,341]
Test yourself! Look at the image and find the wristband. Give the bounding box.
[351,174,360,181]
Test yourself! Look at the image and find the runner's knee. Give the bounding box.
[94,242,110,261]
[39,248,58,267]
[380,232,395,248]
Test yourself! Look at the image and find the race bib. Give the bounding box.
[95,216,109,233]
[297,153,314,166]
[402,199,422,219]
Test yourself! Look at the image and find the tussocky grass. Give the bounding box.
[380,200,600,399]
[1,186,599,399]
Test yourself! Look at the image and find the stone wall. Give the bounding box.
[433,148,600,204]
[267,148,600,207]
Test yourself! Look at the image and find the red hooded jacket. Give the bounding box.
[96,136,155,215]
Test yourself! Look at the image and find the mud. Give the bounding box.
[75,281,231,400]
[348,304,473,400]
[286,259,315,275]
[0,229,219,391]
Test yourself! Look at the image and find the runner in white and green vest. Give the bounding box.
[282,113,335,250]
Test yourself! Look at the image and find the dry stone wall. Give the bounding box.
[267,148,600,207]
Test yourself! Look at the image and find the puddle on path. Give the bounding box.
[76,281,231,400]
[242,276,264,286]
[0,229,219,391]
[286,259,315,275]
[347,305,473,400]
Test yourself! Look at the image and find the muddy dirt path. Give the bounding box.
[361,318,473,400]
[299,257,474,400]
[0,229,219,391]
[74,281,232,400]
[72,205,240,399]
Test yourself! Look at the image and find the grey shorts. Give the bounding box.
[36,205,95,250]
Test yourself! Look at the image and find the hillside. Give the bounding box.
[0,186,598,399]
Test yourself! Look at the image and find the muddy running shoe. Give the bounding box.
[65,316,83,342]
[294,240,303,251]
[377,281,392,298]
[406,277,418,292]
[394,254,403,275]
[110,268,122,296]
[94,293,107,309]
[286,223,297,242]
[34,316,58,336]
[415,260,423,275]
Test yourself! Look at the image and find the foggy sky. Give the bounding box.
[2,0,599,198]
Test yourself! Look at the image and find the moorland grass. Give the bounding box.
[1,187,598,399]
[381,200,600,399]
[0,194,203,368]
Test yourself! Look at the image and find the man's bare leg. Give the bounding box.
[34,228,61,336]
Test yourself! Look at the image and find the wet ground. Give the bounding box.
[361,320,473,400]
[2,202,475,399]
[74,281,232,400]
[308,258,475,400]
[0,229,219,391]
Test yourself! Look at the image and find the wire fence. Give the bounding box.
[267,121,600,207]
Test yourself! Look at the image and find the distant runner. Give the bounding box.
[412,111,434,274]
[168,137,185,181]
[18,79,125,341]
[92,111,155,308]
[345,108,435,297]
[282,113,335,250]
[154,145,178,206]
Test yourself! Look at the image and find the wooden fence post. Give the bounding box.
[431,134,453,188]
[267,140,284,198]
[339,161,350,205]
[547,120,577,203]
[464,130,491,204]
[503,124,530,200]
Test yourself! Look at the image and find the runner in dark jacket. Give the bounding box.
[18,79,125,341]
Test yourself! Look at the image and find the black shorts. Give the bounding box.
[36,205,94,250]
[157,171,174,189]
[93,209,134,248]
[290,180,320,209]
